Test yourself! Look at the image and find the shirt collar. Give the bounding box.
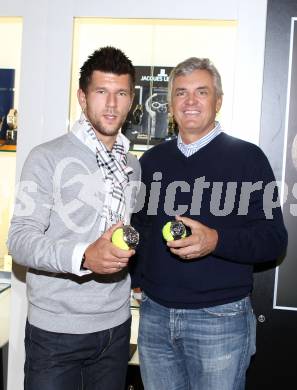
[177,122,221,157]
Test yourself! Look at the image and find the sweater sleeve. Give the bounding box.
[7,146,78,274]
[213,149,288,263]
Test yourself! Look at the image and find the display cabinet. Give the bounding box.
[0,17,22,277]
[0,16,22,390]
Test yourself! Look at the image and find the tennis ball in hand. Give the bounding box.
[162,221,187,241]
[112,225,139,250]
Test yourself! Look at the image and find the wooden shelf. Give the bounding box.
[0,140,16,152]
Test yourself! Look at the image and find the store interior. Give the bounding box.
[0,1,271,388]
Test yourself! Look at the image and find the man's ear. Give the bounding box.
[216,96,223,114]
[77,89,86,111]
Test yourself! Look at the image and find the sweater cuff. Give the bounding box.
[212,227,243,260]
[71,242,92,276]
[212,228,229,258]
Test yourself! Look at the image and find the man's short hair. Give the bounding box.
[168,57,223,102]
[79,46,135,93]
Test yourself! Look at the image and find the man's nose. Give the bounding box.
[106,93,116,107]
[185,92,197,105]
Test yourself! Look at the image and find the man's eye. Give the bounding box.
[96,90,105,94]
[119,91,127,96]
[176,91,185,97]
[198,90,208,96]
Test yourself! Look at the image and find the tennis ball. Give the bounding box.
[162,221,187,241]
[162,222,175,241]
[112,228,130,250]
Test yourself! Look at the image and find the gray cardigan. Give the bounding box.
[8,132,141,334]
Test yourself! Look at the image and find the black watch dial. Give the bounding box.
[170,221,186,240]
[123,225,139,249]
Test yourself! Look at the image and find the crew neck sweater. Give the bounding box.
[131,132,287,309]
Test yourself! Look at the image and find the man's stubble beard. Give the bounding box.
[90,115,126,138]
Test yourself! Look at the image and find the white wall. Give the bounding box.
[0,0,267,389]
[0,153,16,264]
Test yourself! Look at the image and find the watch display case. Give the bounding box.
[69,17,237,154]
[122,66,175,149]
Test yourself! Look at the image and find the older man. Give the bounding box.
[131,57,287,390]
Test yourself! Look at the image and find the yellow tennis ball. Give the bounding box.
[162,222,175,241]
[112,228,129,250]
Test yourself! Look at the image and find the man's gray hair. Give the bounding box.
[168,57,223,103]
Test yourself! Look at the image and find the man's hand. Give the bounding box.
[167,216,218,260]
[83,222,135,274]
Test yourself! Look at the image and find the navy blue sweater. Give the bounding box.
[131,133,288,308]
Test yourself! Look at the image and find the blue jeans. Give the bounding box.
[138,295,256,390]
[24,317,131,390]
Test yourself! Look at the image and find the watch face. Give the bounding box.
[170,221,186,240]
[123,225,139,249]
